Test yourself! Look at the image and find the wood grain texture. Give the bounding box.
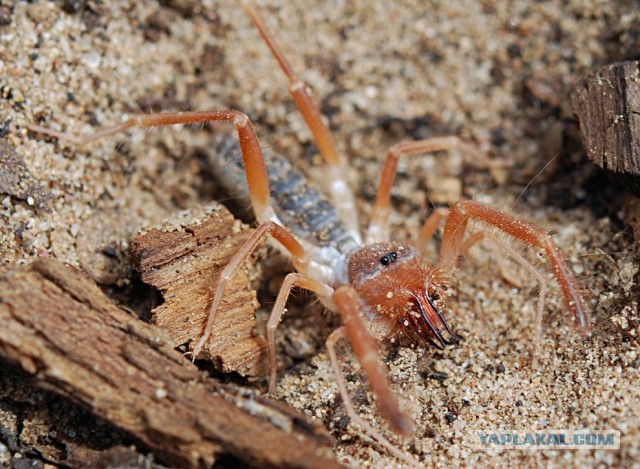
[570,60,640,174]
[0,259,338,468]
[131,202,268,377]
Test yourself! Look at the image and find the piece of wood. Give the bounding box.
[570,60,640,174]
[131,202,268,377]
[0,259,339,468]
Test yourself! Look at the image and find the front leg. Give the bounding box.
[438,200,588,332]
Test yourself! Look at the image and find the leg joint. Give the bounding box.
[233,111,249,128]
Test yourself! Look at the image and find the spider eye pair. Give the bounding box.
[380,252,398,266]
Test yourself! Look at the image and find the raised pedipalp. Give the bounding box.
[439,200,589,333]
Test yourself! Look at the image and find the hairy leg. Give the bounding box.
[485,235,548,365]
[193,221,308,359]
[461,231,549,363]
[30,110,277,222]
[267,273,334,393]
[241,2,361,241]
[416,207,449,254]
[326,327,419,467]
[460,231,525,288]
[439,200,588,332]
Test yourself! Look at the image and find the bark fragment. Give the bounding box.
[570,60,640,175]
[131,202,268,377]
[0,259,338,468]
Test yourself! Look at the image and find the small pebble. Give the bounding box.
[83,51,101,69]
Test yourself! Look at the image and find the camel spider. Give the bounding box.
[29,2,589,465]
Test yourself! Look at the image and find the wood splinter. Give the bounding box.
[130,202,268,377]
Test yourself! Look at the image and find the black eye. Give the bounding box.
[380,252,398,266]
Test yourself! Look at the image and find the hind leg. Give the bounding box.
[241,2,361,241]
[31,110,280,222]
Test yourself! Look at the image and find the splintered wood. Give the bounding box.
[0,259,338,468]
[131,202,268,377]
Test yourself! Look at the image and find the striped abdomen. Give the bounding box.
[210,135,359,256]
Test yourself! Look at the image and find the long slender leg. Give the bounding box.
[331,285,413,437]
[366,137,491,243]
[241,2,361,242]
[267,273,334,394]
[31,109,317,358]
[326,328,420,468]
[460,230,525,288]
[460,231,548,363]
[192,221,308,359]
[438,200,588,332]
[30,110,276,222]
[485,235,548,365]
[416,207,449,254]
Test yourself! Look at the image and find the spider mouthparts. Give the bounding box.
[427,336,446,350]
[412,291,457,350]
[426,291,458,344]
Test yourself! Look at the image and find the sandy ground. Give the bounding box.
[1,0,639,467]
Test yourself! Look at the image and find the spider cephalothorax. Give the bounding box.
[347,242,457,348]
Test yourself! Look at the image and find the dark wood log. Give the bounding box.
[0,259,339,468]
[570,60,640,174]
[131,202,268,377]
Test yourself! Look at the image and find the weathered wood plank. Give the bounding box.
[570,60,640,174]
[0,259,338,468]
